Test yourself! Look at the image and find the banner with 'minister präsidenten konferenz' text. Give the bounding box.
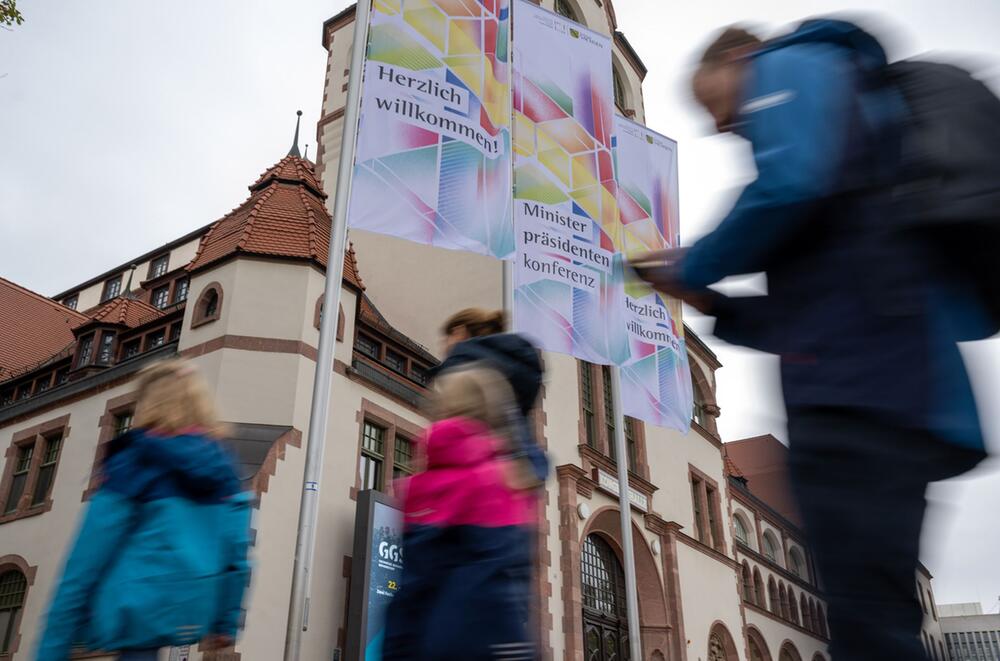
[349,0,513,258]
[511,0,626,365]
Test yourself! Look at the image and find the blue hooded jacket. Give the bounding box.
[35,429,252,660]
[681,20,984,450]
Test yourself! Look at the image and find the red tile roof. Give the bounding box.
[0,277,88,381]
[84,296,165,329]
[187,156,364,283]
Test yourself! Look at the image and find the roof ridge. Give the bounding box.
[295,183,322,261]
[0,276,88,320]
[237,186,275,252]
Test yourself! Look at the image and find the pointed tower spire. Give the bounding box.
[304,144,310,161]
[123,264,139,300]
[288,110,303,157]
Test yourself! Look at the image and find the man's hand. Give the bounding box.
[627,250,721,315]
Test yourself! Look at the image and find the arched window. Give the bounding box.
[801,594,812,632]
[779,583,789,620]
[191,283,223,328]
[768,577,780,615]
[788,588,800,625]
[613,66,627,111]
[692,375,709,427]
[762,531,780,564]
[741,562,754,604]
[733,513,750,547]
[708,624,739,661]
[554,0,579,22]
[779,643,803,661]
[816,604,828,638]
[747,628,771,661]
[788,548,807,580]
[753,567,767,606]
[0,570,27,654]
[809,598,820,633]
[581,535,629,661]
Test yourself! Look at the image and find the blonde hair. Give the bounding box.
[442,308,506,338]
[429,365,516,433]
[132,359,227,437]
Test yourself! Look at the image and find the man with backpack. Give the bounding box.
[633,19,994,660]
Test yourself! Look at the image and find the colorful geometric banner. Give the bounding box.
[510,0,625,365]
[614,116,692,431]
[348,0,514,258]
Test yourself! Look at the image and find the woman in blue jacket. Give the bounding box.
[36,360,252,661]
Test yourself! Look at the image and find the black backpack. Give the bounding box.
[886,60,1000,338]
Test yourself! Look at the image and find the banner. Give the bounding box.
[511,0,625,364]
[349,0,514,258]
[614,116,692,431]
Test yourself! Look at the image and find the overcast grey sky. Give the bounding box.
[2,0,999,610]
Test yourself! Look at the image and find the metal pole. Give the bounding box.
[610,365,642,661]
[284,1,372,659]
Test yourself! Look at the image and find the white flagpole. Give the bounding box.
[610,365,643,660]
[284,1,372,659]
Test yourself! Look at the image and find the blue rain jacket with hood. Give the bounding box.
[681,19,984,451]
[35,429,252,661]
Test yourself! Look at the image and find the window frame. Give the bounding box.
[101,276,122,302]
[191,282,224,328]
[578,361,647,478]
[689,465,725,552]
[353,399,423,499]
[75,333,95,369]
[96,331,116,365]
[554,0,579,22]
[147,254,170,280]
[0,415,70,523]
[0,556,35,658]
[151,284,170,309]
[61,294,78,310]
[172,276,190,304]
[762,530,781,564]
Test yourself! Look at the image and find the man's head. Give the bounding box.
[692,26,763,133]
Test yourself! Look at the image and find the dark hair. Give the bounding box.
[442,308,506,338]
[699,25,763,66]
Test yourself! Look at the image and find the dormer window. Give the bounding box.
[97,332,116,365]
[172,277,189,304]
[62,294,78,310]
[148,254,169,280]
[151,285,170,310]
[76,334,95,368]
[101,277,122,303]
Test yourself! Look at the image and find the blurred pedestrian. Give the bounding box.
[35,360,252,661]
[382,365,537,660]
[633,20,989,660]
[435,308,548,488]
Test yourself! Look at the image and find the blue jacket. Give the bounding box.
[681,20,984,450]
[36,430,252,660]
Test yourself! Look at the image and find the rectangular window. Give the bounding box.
[691,477,705,543]
[34,375,52,394]
[31,434,62,506]
[113,411,134,437]
[0,391,12,407]
[76,334,94,368]
[359,421,386,491]
[148,255,169,280]
[121,339,141,359]
[410,364,430,386]
[356,334,380,360]
[393,435,414,479]
[146,329,166,350]
[624,417,638,473]
[580,362,596,448]
[62,294,78,310]
[173,277,189,303]
[384,349,406,374]
[151,285,170,309]
[55,368,69,386]
[602,365,615,449]
[101,276,122,302]
[706,485,720,549]
[97,332,116,365]
[16,385,30,401]
[4,445,33,514]
[169,322,182,341]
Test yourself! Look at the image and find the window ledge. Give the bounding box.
[742,601,830,643]
[0,500,52,525]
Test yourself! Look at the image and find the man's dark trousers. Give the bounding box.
[788,408,984,661]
